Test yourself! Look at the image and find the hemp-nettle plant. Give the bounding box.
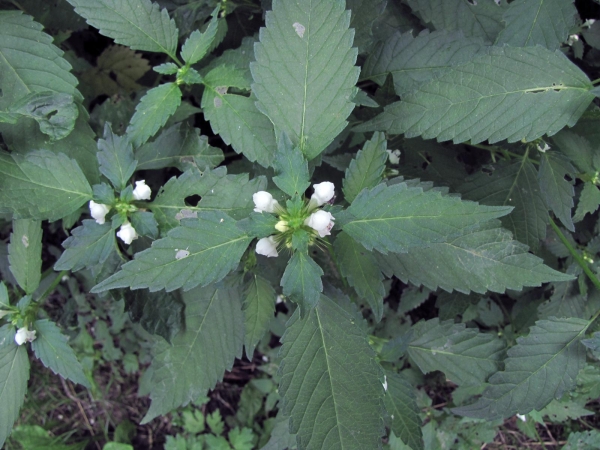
[1,0,600,448]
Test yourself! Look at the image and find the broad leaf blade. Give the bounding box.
[97,123,137,191]
[357,46,594,145]
[495,0,578,51]
[343,182,511,254]
[408,318,505,386]
[181,10,219,65]
[242,274,275,359]
[280,250,323,313]
[8,219,42,295]
[66,0,179,58]
[279,295,385,449]
[0,150,92,222]
[251,0,359,160]
[574,182,600,222]
[272,133,310,197]
[54,220,116,272]
[538,151,575,231]
[343,131,388,203]
[91,212,251,293]
[384,372,423,450]
[125,289,184,343]
[127,83,182,148]
[142,283,244,423]
[31,319,89,388]
[454,317,588,419]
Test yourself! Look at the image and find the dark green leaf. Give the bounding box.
[125,289,184,343]
[8,219,42,295]
[574,182,600,222]
[384,372,423,450]
[242,274,275,359]
[97,123,137,191]
[180,8,219,65]
[538,281,586,320]
[272,133,310,197]
[236,213,279,239]
[54,220,116,272]
[343,132,388,203]
[538,151,575,231]
[130,211,159,239]
[280,251,323,313]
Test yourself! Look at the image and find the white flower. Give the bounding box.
[117,222,138,245]
[305,210,335,237]
[382,375,388,392]
[132,180,152,200]
[537,142,550,153]
[387,149,401,165]
[256,236,278,257]
[253,191,279,213]
[15,326,36,345]
[89,200,110,224]
[311,182,335,206]
[516,414,527,422]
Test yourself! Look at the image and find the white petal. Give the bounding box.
[256,236,278,257]
[253,191,278,213]
[14,327,28,345]
[89,201,110,224]
[311,182,335,206]
[133,180,152,200]
[305,210,335,237]
[117,222,139,245]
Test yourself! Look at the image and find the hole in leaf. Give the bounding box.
[564,174,573,182]
[185,195,201,207]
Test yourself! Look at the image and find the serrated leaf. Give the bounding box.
[538,281,586,320]
[141,283,244,423]
[398,286,431,315]
[54,220,116,272]
[261,413,297,450]
[136,123,224,171]
[125,289,184,343]
[243,274,275,359]
[334,232,385,321]
[343,132,388,203]
[279,295,385,449]
[539,151,575,231]
[154,62,178,75]
[181,9,219,65]
[8,219,42,295]
[376,220,572,295]
[405,0,506,41]
[280,250,323,313]
[357,46,594,145]
[562,430,600,450]
[408,318,505,386]
[384,372,423,450]
[130,211,159,239]
[346,0,386,54]
[202,66,276,168]
[342,182,511,254]
[127,83,182,148]
[97,124,137,191]
[9,92,79,141]
[0,150,92,222]
[272,133,310,197]
[454,317,588,419]
[91,212,251,293]
[495,0,578,51]
[67,0,179,59]
[31,319,89,388]
[458,160,548,251]
[552,130,595,174]
[362,30,486,96]
[0,325,30,449]
[574,182,600,222]
[251,0,359,160]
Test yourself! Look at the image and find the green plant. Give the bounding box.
[1,0,600,448]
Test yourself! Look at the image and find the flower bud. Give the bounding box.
[305,210,335,237]
[311,182,335,206]
[255,236,278,257]
[275,220,289,232]
[253,191,279,213]
[89,200,111,224]
[117,222,138,245]
[387,149,401,165]
[132,180,152,200]
[15,326,36,345]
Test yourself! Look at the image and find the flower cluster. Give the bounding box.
[253,182,336,258]
[89,180,152,245]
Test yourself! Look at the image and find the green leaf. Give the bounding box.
[8,219,42,295]
[408,318,505,386]
[229,427,254,450]
[458,160,548,251]
[9,92,79,141]
[562,430,600,450]
[279,295,385,449]
[0,150,92,222]
[405,0,506,41]
[357,46,594,145]
[376,220,572,295]
[384,372,423,450]
[334,232,385,321]
[97,123,137,191]
[0,325,30,449]
[181,8,219,65]
[342,182,511,254]
[280,251,323,313]
[261,413,297,450]
[538,151,575,231]
[125,289,184,343]
[136,123,224,171]
[154,62,178,75]
[202,66,276,168]
[272,133,310,197]
[91,212,251,293]
[130,211,159,239]
[552,130,595,174]
[495,0,578,51]
[66,0,179,59]
[538,281,586,320]
[141,283,243,423]
[31,319,89,388]
[454,317,588,419]
[236,213,279,239]
[343,131,388,203]
[574,182,600,222]
[242,274,275,359]
[346,0,386,54]
[362,30,486,96]
[54,220,116,272]
[251,0,359,160]
[126,83,182,148]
